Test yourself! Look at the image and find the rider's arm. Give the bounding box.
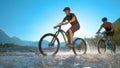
[57,16,69,26]
[62,16,76,25]
[57,22,64,26]
[56,16,67,26]
[54,22,63,28]
[69,16,76,23]
[96,26,102,34]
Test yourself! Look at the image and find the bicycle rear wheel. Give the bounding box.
[98,39,106,54]
[39,33,60,56]
[72,38,87,55]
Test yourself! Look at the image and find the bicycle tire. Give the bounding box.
[97,39,106,54]
[72,38,87,55]
[39,33,60,56]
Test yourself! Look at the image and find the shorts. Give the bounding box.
[106,31,114,36]
[105,31,114,39]
[69,23,80,33]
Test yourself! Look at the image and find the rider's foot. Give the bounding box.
[66,43,73,48]
[112,47,116,53]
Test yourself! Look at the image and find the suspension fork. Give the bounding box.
[50,31,59,46]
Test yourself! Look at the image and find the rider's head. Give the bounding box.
[63,7,71,15]
[102,17,107,23]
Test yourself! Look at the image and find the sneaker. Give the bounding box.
[66,43,73,48]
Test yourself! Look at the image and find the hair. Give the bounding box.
[102,17,107,22]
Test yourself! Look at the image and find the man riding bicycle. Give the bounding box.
[96,17,115,52]
[54,7,80,47]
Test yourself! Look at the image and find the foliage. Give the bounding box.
[0,43,20,48]
[113,18,120,45]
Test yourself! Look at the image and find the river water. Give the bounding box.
[0,46,120,68]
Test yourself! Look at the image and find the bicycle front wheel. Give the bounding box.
[72,38,87,55]
[97,39,106,54]
[39,33,60,56]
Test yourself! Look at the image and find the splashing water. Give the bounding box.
[0,43,120,68]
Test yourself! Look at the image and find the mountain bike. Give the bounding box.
[97,32,116,54]
[39,26,87,56]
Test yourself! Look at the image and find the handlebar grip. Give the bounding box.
[54,25,61,29]
[54,26,57,29]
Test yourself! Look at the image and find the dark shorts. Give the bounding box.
[106,31,114,36]
[69,23,80,33]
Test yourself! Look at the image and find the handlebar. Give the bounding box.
[54,22,68,29]
[54,25,61,29]
[97,31,110,35]
[96,32,104,35]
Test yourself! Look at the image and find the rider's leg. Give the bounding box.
[67,31,70,44]
[108,31,115,52]
[66,29,73,47]
[66,24,80,47]
[108,36,116,52]
[110,38,116,53]
[110,38,115,48]
[68,29,73,44]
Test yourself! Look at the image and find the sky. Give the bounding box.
[0,0,120,41]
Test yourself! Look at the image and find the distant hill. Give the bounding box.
[113,18,120,45]
[0,29,38,47]
[0,29,66,47]
[0,29,13,43]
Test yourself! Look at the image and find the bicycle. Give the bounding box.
[38,26,87,56]
[97,32,116,54]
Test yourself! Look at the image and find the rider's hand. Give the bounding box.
[54,25,61,28]
[96,32,99,34]
[54,26,57,29]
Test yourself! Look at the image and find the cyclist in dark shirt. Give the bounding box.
[54,7,80,47]
[96,17,115,52]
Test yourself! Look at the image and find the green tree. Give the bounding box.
[113,18,120,45]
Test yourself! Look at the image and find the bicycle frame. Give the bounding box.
[54,27,68,45]
[39,26,87,55]
[101,33,112,48]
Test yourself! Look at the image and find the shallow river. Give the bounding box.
[0,46,120,68]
